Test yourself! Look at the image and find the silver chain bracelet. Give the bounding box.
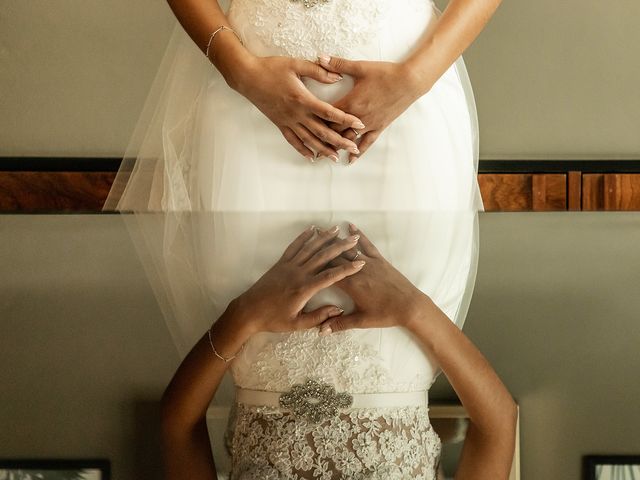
[207,326,244,363]
[205,25,244,63]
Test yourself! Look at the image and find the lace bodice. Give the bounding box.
[229,327,439,394]
[227,0,433,62]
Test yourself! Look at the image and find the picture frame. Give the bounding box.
[0,459,110,480]
[583,455,640,480]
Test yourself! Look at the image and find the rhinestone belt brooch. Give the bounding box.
[279,378,353,422]
[289,0,331,8]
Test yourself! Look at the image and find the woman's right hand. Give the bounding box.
[232,224,366,335]
[315,223,433,335]
[232,55,365,162]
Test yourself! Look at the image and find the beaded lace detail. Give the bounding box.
[229,328,431,393]
[226,402,442,479]
[228,0,393,61]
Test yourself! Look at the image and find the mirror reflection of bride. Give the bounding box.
[101,0,515,477]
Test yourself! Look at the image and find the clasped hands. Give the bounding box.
[237,53,427,165]
[234,223,434,337]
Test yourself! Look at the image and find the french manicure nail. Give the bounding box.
[348,234,360,242]
[318,53,331,65]
[352,121,365,129]
[329,154,339,163]
[353,260,366,268]
[319,325,333,336]
[329,73,343,82]
[329,224,340,233]
[348,145,359,154]
[330,306,344,316]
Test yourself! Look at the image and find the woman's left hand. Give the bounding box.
[316,54,428,164]
[316,223,433,335]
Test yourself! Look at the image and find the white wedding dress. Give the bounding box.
[102,0,485,478]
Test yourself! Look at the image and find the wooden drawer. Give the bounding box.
[582,173,640,211]
[0,171,115,212]
[478,174,567,211]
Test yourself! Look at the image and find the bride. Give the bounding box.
[160,224,517,479]
[101,0,508,477]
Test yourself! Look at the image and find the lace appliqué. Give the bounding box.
[230,329,430,393]
[228,0,392,61]
[228,403,442,479]
[290,0,331,8]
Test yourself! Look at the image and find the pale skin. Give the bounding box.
[166,0,503,164]
[161,224,518,480]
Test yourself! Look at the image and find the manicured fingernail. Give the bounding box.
[318,53,331,65]
[348,222,357,231]
[307,224,316,232]
[329,306,344,316]
[347,234,360,242]
[304,154,314,162]
[353,260,366,268]
[348,145,359,154]
[329,154,339,163]
[329,73,343,82]
[352,121,365,129]
[319,325,333,336]
[329,224,339,233]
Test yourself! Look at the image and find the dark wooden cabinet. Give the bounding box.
[1,159,639,212]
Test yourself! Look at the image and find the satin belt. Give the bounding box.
[235,387,429,409]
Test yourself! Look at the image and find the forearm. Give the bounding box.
[161,298,254,430]
[165,0,257,90]
[402,0,503,95]
[404,295,517,436]
[161,298,255,479]
[404,297,516,478]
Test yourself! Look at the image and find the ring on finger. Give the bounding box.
[351,128,362,138]
[351,249,362,261]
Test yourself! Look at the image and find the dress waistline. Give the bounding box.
[235,386,429,409]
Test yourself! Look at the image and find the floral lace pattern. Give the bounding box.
[228,0,396,61]
[227,402,442,479]
[230,328,431,393]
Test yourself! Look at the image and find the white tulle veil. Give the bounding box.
[101,0,484,400]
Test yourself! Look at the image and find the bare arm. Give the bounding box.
[164,0,253,91]
[160,300,254,480]
[403,0,504,94]
[404,298,518,479]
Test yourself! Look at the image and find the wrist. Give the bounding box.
[211,34,258,94]
[399,56,436,99]
[401,292,438,332]
[218,296,258,340]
